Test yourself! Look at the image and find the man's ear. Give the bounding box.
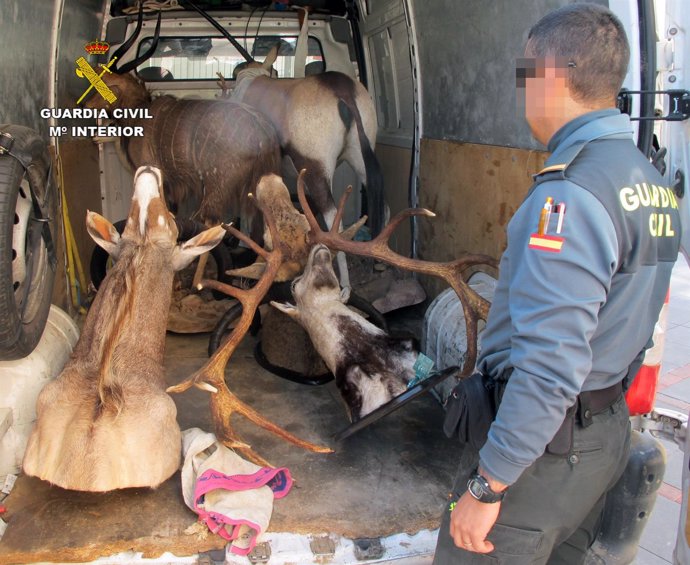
[270,300,300,319]
[171,225,225,271]
[86,210,121,258]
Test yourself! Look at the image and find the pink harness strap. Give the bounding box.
[192,467,292,555]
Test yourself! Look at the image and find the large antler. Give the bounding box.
[167,193,332,467]
[296,169,497,378]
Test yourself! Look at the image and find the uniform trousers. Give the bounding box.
[433,394,631,564]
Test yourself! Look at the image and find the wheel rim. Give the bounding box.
[12,177,48,323]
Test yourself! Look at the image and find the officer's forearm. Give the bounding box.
[478,465,508,493]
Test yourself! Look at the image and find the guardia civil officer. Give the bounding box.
[433,4,681,564]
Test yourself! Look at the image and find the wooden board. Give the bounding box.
[0,472,225,565]
[418,138,547,297]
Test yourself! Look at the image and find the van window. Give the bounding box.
[134,35,325,81]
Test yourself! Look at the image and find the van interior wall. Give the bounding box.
[54,0,105,310]
[0,0,105,311]
[377,144,412,254]
[410,0,605,298]
[418,139,546,297]
[358,0,414,255]
[0,1,55,140]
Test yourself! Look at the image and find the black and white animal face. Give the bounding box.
[291,244,349,307]
[271,243,421,422]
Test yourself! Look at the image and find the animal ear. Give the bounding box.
[339,286,351,304]
[86,211,121,258]
[270,300,299,318]
[171,225,225,271]
[263,44,279,70]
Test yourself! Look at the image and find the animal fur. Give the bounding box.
[22,167,225,491]
[271,244,419,421]
[87,72,282,234]
[232,48,385,285]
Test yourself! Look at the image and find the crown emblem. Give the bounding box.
[84,40,110,56]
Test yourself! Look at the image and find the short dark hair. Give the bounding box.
[527,3,630,104]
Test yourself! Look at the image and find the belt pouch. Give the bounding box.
[442,372,496,451]
[545,404,576,456]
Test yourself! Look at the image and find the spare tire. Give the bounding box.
[0,125,58,360]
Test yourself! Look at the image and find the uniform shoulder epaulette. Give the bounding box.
[533,163,568,182]
[535,163,567,176]
[533,139,590,182]
[533,163,569,180]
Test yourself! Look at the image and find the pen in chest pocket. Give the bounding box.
[556,202,566,234]
[538,197,554,235]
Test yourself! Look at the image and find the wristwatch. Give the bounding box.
[467,472,506,503]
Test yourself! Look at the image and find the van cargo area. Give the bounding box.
[1,0,690,563]
[0,317,457,564]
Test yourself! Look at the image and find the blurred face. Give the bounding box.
[516,46,573,144]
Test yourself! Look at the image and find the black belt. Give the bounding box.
[577,381,623,428]
[490,372,623,424]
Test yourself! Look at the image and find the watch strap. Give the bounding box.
[467,472,506,503]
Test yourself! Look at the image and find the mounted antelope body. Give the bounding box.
[23,167,225,491]
[231,45,385,287]
[85,9,281,236]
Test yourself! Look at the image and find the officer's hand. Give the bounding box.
[449,492,501,554]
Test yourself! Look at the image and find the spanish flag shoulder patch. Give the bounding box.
[528,233,565,253]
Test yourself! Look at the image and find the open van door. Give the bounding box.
[653,0,690,263]
[651,1,690,563]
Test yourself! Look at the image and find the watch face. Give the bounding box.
[468,477,485,499]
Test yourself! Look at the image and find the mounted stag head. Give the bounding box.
[22,166,225,492]
[272,244,420,421]
[226,173,365,282]
[167,178,334,467]
[293,170,498,382]
[231,45,385,289]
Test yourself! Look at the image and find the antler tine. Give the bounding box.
[197,278,246,302]
[297,169,320,234]
[374,207,435,245]
[331,185,352,234]
[168,191,333,464]
[223,221,270,261]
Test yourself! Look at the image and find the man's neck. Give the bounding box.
[532,100,614,146]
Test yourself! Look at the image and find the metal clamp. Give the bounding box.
[618,88,690,121]
[632,407,688,448]
[310,535,336,558]
[354,537,385,561]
